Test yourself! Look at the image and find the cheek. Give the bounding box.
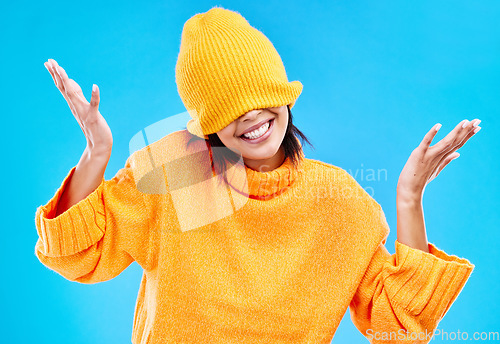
[217,127,234,141]
[218,131,240,148]
[277,116,288,133]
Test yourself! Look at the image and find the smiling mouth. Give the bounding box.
[239,119,274,140]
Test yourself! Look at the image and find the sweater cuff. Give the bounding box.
[381,240,475,319]
[35,166,106,257]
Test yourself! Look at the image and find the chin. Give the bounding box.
[240,143,280,160]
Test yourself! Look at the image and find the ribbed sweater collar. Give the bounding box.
[231,153,305,201]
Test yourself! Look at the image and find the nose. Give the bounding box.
[239,109,262,122]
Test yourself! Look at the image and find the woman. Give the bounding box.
[36,6,479,344]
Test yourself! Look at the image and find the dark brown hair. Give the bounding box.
[185,104,314,185]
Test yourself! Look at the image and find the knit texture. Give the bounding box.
[175,6,303,139]
[34,130,475,344]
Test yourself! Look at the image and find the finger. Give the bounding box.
[44,61,57,85]
[58,82,87,133]
[57,65,91,107]
[47,60,86,132]
[65,78,88,105]
[90,84,100,111]
[453,125,481,152]
[48,58,62,71]
[431,119,469,151]
[454,118,480,147]
[54,66,92,123]
[419,123,442,149]
[47,60,76,111]
[48,61,78,107]
[429,138,462,178]
[438,118,480,158]
[85,84,102,125]
[67,96,87,134]
[428,151,460,183]
[54,65,75,100]
[48,59,76,100]
[47,60,62,90]
[49,60,66,94]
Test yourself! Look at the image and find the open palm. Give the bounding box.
[397,119,481,200]
[44,59,113,157]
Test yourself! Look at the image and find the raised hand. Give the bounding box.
[44,58,113,158]
[397,119,482,201]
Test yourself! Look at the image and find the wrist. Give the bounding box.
[397,189,422,207]
[396,193,422,208]
[79,148,110,175]
[85,145,112,161]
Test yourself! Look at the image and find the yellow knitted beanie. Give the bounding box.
[175,6,303,139]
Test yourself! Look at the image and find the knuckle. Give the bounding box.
[440,139,453,150]
[433,155,444,165]
[423,150,436,161]
[411,150,420,159]
[443,137,452,145]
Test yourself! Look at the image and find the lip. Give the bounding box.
[239,118,274,136]
[239,118,274,144]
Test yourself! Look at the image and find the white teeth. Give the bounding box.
[242,121,270,139]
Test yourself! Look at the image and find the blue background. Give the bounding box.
[2,0,499,343]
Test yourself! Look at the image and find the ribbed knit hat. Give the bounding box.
[175,6,303,139]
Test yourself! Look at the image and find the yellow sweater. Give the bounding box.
[34,129,474,344]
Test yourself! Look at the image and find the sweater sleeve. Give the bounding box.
[34,155,152,284]
[348,203,475,344]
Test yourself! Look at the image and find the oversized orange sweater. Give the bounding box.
[34,129,474,344]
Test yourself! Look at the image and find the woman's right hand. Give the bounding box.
[44,58,113,158]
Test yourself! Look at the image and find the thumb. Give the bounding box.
[90,84,100,110]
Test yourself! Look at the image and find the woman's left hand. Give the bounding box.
[397,118,482,202]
